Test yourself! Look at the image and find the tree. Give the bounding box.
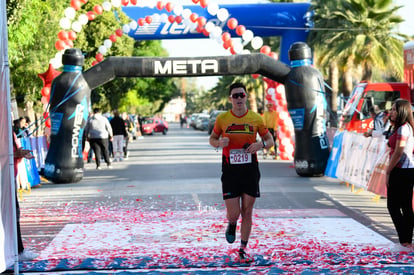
[308,0,407,126]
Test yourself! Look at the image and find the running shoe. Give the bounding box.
[238,248,253,263]
[225,223,237,243]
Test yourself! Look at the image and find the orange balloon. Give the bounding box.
[260,45,271,54]
[235,25,246,36]
[227,18,238,30]
[115,29,123,37]
[64,39,74,48]
[168,15,175,23]
[130,0,137,5]
[58,30,68,41]
[190,13,198,22]
[93,5,103,15]
[145,16,152,24]
[230,47,236,55]
[199,0,208,8]
[86,11,96,21]
[197,16,206,26]
[109,34,117,42]
[71,0,82,10]
[221,32,231,42]
[121,0,129,6]
[68,30,77,40]
[55,40,66,51]
[138,18,145,26]
[156,1,164,10]
[165,2,174,12]
[175,16,183,24]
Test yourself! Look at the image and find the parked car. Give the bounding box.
[195,114,210,131]
[189,113,202,128]
[207,110,226,134]
[142,117,168,135]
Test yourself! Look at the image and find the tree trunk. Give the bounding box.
[342,57,354,98]
[329,61,339,127]
[362,63,373,81]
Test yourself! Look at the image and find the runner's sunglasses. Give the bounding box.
[231,92,246,99]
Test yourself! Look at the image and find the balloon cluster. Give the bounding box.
[38,64,62,129]
[263,78,295,160]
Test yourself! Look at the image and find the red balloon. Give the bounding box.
[252,74,260,79]
[138,18,145,26]
[43,112,51,128]
[265,94,272,101]
[71,0,82,10]
[93,5,103,15]
[109,34,117,42]
[121,0,129,6]
[67,30,77,40]
[175,16,182,24]
[227,18,238,30]
[192,0,199,3]
[230,47,236,55]
[80,0,88,3]
[165,2,174,12]
[221,32,231,42]
[64,39,74,48]
[235,25,246,36]
[197,16,206,26]
[86,11,96,21]
[55,40,66,51]
[269,52,278,59]
[223,41,230,50]
[91,60,98,66]
[96,53,104,62]
[260,45,271,54]
[38,64,62,87]
[156,1,164,10]
[115,29,123,37]
[199,0,208,8]
[130,0,137,5]
[145,16,152,24]
[190,13,198,22]
[41,86,51,97]
[168,15,175,23]
[58,30,68,41]
[202,29,209,37]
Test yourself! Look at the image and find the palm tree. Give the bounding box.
[309,0,408,125]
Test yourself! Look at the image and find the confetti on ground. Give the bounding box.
[12,200,414,274]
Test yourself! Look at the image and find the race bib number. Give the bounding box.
[230,149,252,164]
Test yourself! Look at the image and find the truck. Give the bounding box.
[339,41,414,133]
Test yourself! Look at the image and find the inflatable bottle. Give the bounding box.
[284,42,330,176]
[44,49,90,183]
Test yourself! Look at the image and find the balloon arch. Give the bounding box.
[38,1,329,183]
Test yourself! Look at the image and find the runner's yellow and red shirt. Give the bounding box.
[213,110,269,165]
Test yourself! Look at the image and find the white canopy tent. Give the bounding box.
[0,0,20,273]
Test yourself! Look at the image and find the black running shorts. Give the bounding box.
[221,163,261,200]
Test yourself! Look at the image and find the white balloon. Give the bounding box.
[207,3,219,16]
[72,21,82,33]
[267,88,275,96]
[205,22,215,33]
[99,45,107,55]
[241,49,251,54]
[129,20,138,30]
[102,2,112,11]
[217,8,229,22]
[152,13,160,22]
[160,13,168,23]
[251,36,263,50]
[111,0,121,8]
[212,26,222,38]
[55,51,64,60]
[122,24,131,33]
[64,7,76,20]
[173,4,183,16]
[242,30,253,42]
[181,8,191,19]
[78,14,89,25]
[59,17,71,30]
[233,42,243,54]
[104,39,112,49]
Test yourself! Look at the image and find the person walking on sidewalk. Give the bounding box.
[84,108,113,170]
[386,99,414,251]
[262,102,279,159]
[209,82,274,261]
[110,110,128,162]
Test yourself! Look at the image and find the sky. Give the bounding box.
[160,0,414,90]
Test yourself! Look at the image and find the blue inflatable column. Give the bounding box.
[44,49,90,183]
[284,42,330,176]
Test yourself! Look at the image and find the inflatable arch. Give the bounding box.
[44,43,330,183]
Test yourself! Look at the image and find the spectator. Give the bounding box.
[364,105,386,137]
[84,108,113,170]
[122,112,133,159]
[262,102,279,159]
[110,110,128,162]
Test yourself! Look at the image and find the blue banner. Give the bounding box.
[324,131,344,178]
[122,3,311,63]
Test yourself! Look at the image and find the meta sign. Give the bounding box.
[122,3,312,63]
